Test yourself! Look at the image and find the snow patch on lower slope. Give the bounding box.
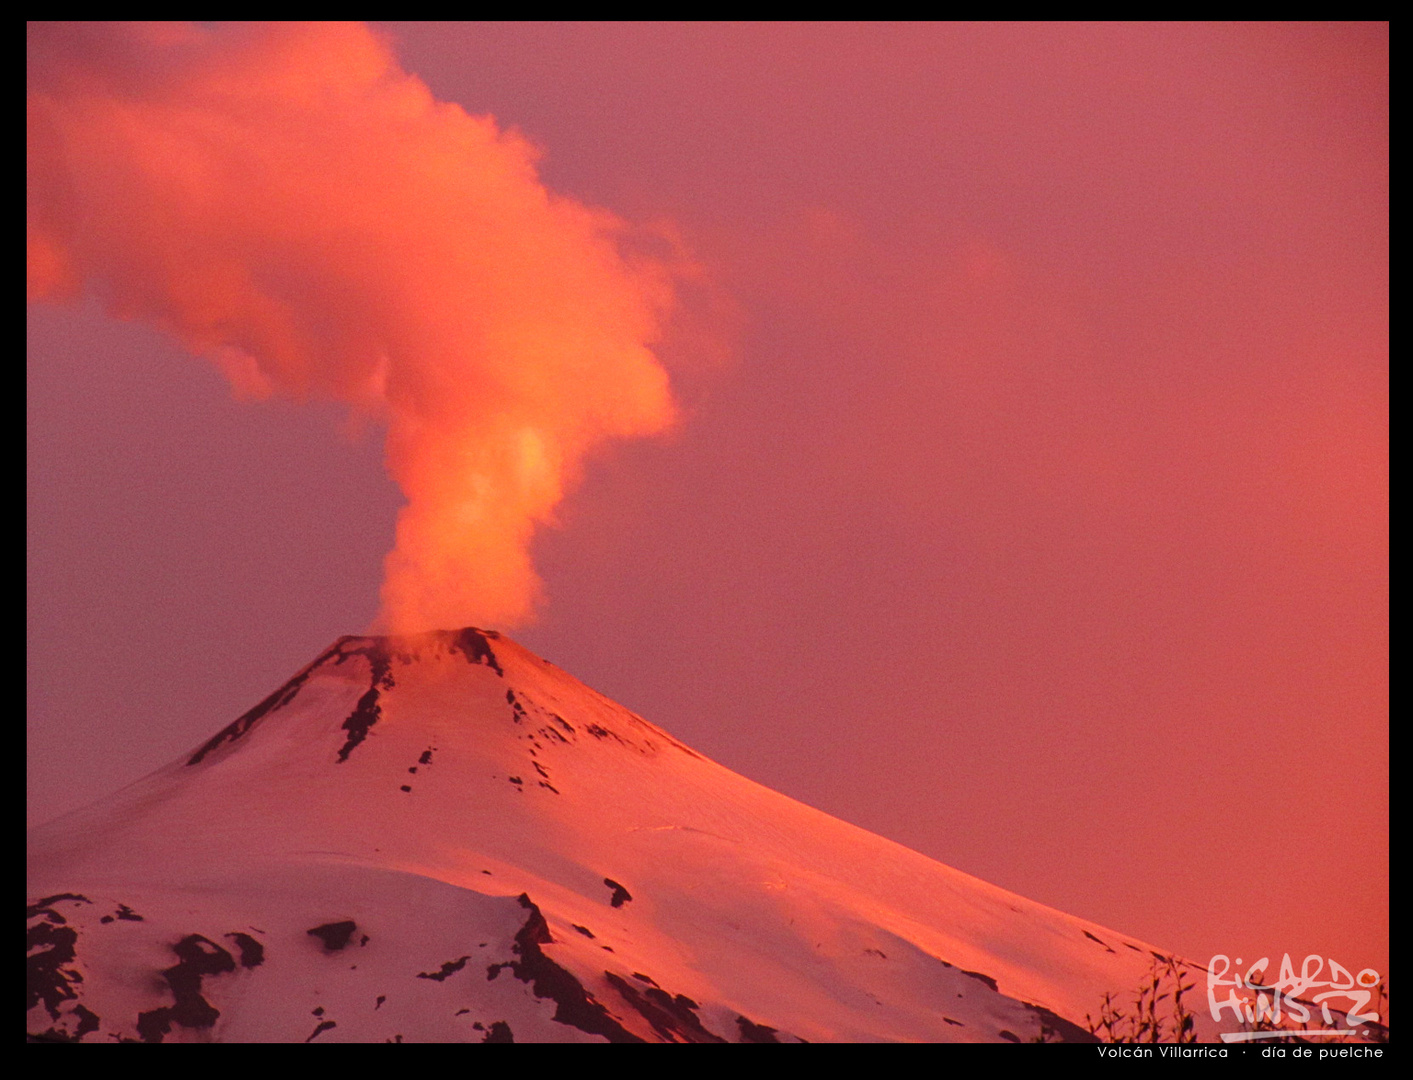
[27,866,1090,1043]
[28,866,604,1043]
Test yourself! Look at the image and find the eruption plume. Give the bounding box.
[27,21,678,631]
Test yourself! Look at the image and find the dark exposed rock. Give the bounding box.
[226,932,265,969]
[417,956,470,982]
[307,921,358,952]
[491,894,643,1043]
[136,935,238,1042]
[481,1020,514,1043]
[736,1014,780,1043]
[1083,930,1115,952]
[71,1003,101,1039]
[938,957,999,994]
[27,915,80,1019]
[451,628,503,676]
[28,1003,101,1044]
[28,893,92,919]
[26,895,97,1028]
[187,635,400,765]
[604,972,725,1043]
[1023,1002,1098,1044]
[188,665,318,765]
[336,650,394,763]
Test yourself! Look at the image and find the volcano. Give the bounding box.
[29,628,1200,1043]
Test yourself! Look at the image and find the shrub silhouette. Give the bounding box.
[1087,957,1198,1043]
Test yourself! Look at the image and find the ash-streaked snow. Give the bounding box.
[29,628,1208,1043]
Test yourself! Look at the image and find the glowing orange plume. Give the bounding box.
[27,21,677,630]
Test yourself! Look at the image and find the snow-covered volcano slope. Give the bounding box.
[29,628,1191,1043]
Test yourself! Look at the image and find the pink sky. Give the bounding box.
[28,22,1387,983]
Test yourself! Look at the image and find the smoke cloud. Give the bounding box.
[27,21,678,631]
